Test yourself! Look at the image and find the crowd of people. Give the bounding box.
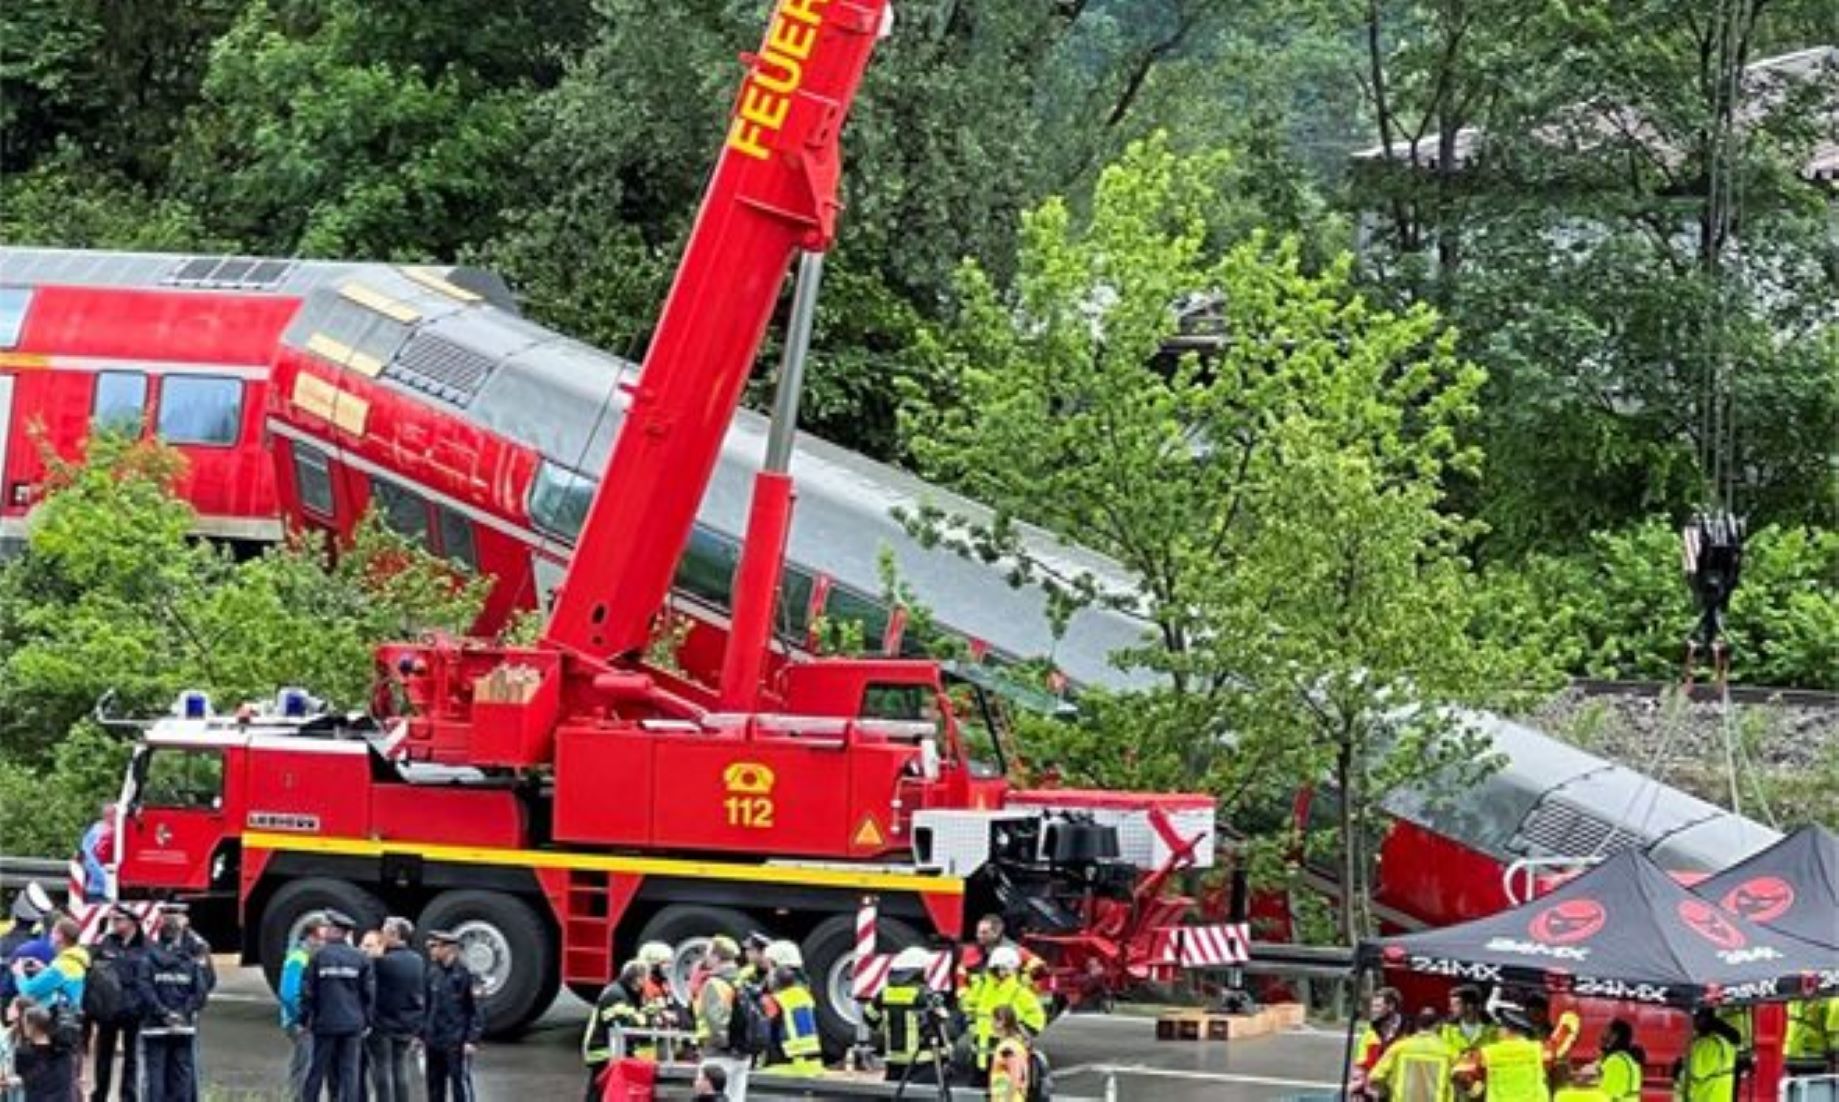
[581,912,1050,1101]
[0,881,485,1102]
[1351,983,1839,1102]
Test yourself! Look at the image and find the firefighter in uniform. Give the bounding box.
[1370,1009,1455,1102]
[583,960,648,1100]
[635,940,686,1052]
[423,929,483,1102]
[864,947,946,1084]
[1464,1009,1550,1102]
[133,910,207,1102]
[761,964,823,1078]
[1675,1008,1739,1102]
[969,947,1044,1075]
[302,909,374,1102]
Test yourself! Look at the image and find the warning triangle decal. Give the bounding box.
[853,815,885,848]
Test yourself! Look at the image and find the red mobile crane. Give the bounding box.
[108,0,1216,1050]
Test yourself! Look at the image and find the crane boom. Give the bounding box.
[544,0,889,661]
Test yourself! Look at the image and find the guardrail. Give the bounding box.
[0,855,65,895]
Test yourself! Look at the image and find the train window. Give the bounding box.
[156,376,243,446]
[293,446,335,519]
[370,478,431,546]
[92,372,149,433]
[677,526,740,608]
[777,565,816,639]
[529,460,594,543]
[435,504,476,570]
[825,587,891,654]
[0,287,29,349]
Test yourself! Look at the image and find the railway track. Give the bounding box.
[1570,678,1838,710]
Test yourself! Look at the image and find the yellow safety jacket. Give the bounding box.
[583,982,646,1065]
[1715,1008,1751,1052]
[764,984,823,1077]
[1476,1036,1551,1102]
[1786,998,1837,1062]
[988,1037,1030,1102]
[1445,1020,1502,1061]
[1372,1032,1456,1102]
[1596,1050,1642,1102]
[1676,1033,1736,1102]
[972,975,1045,1069]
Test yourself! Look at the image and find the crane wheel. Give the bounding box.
[801,912,921,1060]
[417,889,559,1038]
[258,878,387,995]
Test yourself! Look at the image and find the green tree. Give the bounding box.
[901,134,1530,939]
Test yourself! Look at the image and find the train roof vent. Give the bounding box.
[1515,798,1646,859]
[386,332,496,406]
[164,255,296,290]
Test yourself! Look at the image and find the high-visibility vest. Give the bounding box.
[769,984,823,1077]
[1786,999,1836,1061]
[1597,1050,1642,1102]
[1715,1008,1751,1052]
[1478,1036,1551,1102]
[1372,1033,1455,1102]
[1677,1033,1736,1102]
[974,976,1046,1068]
[1444,1020,1501,1060]
[988,1037,1030,1102]
[872,980,927,1067]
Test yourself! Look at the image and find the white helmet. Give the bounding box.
[638,941,674,968]
[890,946,933,972]
[764,939,804,969]
[988,946,1022,973]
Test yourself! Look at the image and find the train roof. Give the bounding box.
[0,246,517,310]
[1383,711,1780,871]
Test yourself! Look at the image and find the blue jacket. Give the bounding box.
[80,823,110,902]
[423,959,482,1049]
[17,944,89,1009]
[133,938,207,1034]
[278,942,311,1030]
[302,941,374,1037]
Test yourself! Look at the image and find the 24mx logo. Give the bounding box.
[1408,956,1503,983]
[1573,977,1671,1004]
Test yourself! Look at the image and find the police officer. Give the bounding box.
[863,946,947,1084]
[302,909,374,1102]
[422,929,482,1102]
[91,905,148,1102]
[162,904,216,997]
[134,909,207,1102]
[761,964,822,1078]
[583,960,647,1100]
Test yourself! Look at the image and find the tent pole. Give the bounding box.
[1339,962,1365,1098]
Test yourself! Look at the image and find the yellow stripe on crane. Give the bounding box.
[241,831,966,896]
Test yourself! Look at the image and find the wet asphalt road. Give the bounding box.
[174,965,1347,1101]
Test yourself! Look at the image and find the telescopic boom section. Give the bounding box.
[544,0,890,662]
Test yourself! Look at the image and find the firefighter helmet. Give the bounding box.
[891,946,933,972]
[638,941,674,968]
[989,946,1022,973]
[764,939,803,969]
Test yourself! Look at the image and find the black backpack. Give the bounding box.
[722,978,772,1057]
[84,957,127,1024]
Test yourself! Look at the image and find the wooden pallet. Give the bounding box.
[1156,1002,1306,1042]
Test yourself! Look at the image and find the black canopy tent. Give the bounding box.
[1356,850,1839,1010]
[1692,824,1839,950]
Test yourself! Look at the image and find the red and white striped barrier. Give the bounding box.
[1152,922,1252,968]
[850,898,953,1000]
[66,857,161,945]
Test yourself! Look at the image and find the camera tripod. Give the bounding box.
[891,1008,956,1102]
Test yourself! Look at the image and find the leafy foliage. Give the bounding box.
[901,135,1536,937]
